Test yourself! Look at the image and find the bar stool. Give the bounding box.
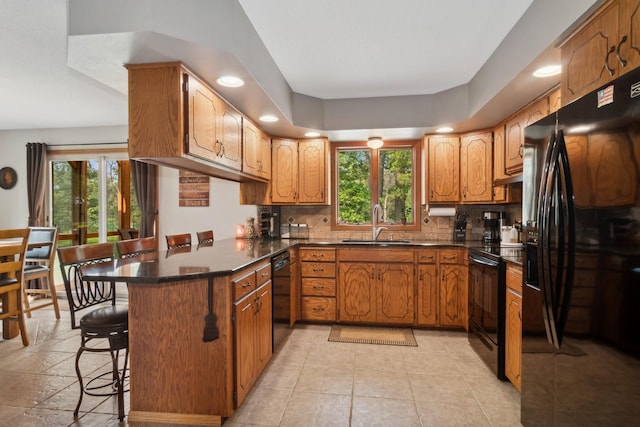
[166,233,192,249]
[196,230,214,246]
[57,242,128,421]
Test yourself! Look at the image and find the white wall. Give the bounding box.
[0,126,256,242]
[157,166,256,249]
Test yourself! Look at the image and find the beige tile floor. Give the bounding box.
[0,300,522,427]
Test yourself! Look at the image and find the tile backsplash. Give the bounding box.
[276,204,522,242]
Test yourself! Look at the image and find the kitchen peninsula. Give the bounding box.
[82,238,521,426]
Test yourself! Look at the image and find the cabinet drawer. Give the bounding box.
[416,249,437,264]
[339,248,414,263]
[301,297,336,321]
[301,262,336,278]
[300,248,336,262]
[439,250,461,264]
[301,278,336,296]
[233,271,256,301]
[506,264,523,292]
[255,262,272,285]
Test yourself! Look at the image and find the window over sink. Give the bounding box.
[331,140,421,231]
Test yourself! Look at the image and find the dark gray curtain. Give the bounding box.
[131,160,158,238]
[26,142,48,226]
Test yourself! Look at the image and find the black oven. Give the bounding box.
[468,248,506,380]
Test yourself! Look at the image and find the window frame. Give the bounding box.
[331,139,422,232]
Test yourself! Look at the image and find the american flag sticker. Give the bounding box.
[597,85,614,108]
[631,81,640,98]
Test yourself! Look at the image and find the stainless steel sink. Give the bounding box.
[341,239,412,244]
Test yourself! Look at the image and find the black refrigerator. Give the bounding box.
[522,69,640,426]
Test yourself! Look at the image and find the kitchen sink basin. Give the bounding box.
[341,239,412,244]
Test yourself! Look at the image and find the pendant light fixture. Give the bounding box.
[367,137,384,149]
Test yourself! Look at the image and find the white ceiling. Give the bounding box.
[0,0,602,141]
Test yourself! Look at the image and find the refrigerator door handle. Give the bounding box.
[537,132,558,346]
[553,130,576,347]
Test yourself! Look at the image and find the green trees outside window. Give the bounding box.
[334,140,420,229]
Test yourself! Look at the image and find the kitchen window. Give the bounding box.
[331,140,421,231]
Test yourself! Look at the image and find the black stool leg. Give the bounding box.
[73,345,86,419]
[110,349,125,421]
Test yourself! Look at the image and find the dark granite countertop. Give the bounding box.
[81,238,524,283]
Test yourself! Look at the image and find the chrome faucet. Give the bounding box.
[372,203,387,240]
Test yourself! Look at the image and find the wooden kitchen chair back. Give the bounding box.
[22,226,61,319]
[166,233,192,249]
[56,241,128,421]
[0,227,31,346]
[57,242,117,329]
[196,230,214,245]
[116,236,156,258]
[117,228,139,240]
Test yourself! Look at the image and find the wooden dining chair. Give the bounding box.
[22,226,61,319]
[196,230,214,245]
[166,233,192,249]
[0,228,31,346]
[57,242,128,421]
[117,228,139,240]
[116,236,156,258]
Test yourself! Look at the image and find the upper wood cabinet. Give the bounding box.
[460,131,493,203]
[505,98,549,175]
[242,120,271,181]
[242,138,329,205]
[426,136,460,203]
[561,0,640,105]
[272,138,328,203]
[127,61,260,181]
[298,139,328,203]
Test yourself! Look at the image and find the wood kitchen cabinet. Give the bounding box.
[505,97,549,175]
[127,62,252,181]
[439,250,467,328]
[416,249,467,328]
[241,138,329,205]
[242,119,271,181]
[460,131,493,203]
[233,262,272,407]
[300,247,336,321]
[505,263,522,391]
[338,248,414,325]
[426,135,460,202]
[561,0,640,106]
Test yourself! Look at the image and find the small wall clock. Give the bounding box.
[0,167,17,189]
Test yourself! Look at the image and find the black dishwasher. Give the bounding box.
[271,251,291,351]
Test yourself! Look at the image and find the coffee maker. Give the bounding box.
[482,211,502,244]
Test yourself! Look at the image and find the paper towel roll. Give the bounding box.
[427,206,456,217]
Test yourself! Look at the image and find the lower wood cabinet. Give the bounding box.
[233,263,272,407]
[338,248,415,325]
[417,249,467,328]
[300,247,336,321]
[505,263,522,391]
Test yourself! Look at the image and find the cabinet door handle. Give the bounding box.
[312,285,325,289]
[312,306,325,312]
[242,281,252,288]
[605,45,616,76]
[312,253,325,258]
[312,268,325,273]
[260,271,269,278]
[463,186,467,199]
[518,144,524,158]
[616,35,628,67]
[377,270,381,280]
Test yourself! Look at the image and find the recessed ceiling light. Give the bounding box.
[533,65,561,78]
[305,131,321,137]
[436,127,453,133]
[216,75,244,87]
[259,114,278,123]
